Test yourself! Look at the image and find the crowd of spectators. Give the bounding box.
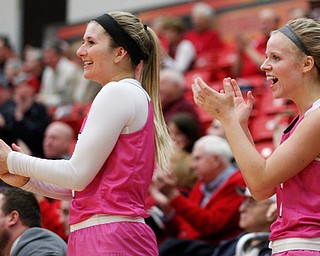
[0,1,317,255]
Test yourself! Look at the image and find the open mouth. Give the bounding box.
[266,76,278,85]
[84,61,93,67]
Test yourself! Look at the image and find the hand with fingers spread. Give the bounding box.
[229,78,255,125]
[192,77,254,124]
[192,77,233,120]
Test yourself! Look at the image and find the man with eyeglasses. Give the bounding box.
[211,187,276,256]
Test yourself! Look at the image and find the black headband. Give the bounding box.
[278,25,319,72]
[278,25,310,55]
[93,14,145,66]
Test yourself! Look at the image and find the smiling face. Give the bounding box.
[76,22,118,85]
[260,32,305,100]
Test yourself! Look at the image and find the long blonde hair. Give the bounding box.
[107,11,173,172]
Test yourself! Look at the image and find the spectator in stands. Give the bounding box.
[0,73,51,157]
[211,187,276,256]
[160,68,200,125]
[148,16,169,56]
[0,187,67,256]
[0,76,11,107]
[0,36,16,77]
[22,46,44,93]
[59,200,71,241]
[66,40,101,104]
[38,39,83,108]
[43,121,74,160]
[206,119,239,168]
[287,7,309,21]
[169,149,197,194]
[206,119,226,138]
[161,16,196,73]
[151,135,245,256]
[184,2,224,70]
[233,8,280,77]
[4,58,23,88]
[309,7,320,22]
[168,112,201,153]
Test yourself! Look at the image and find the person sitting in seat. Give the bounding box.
[211,187,276,256]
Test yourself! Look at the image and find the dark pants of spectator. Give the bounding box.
[159,238,215,256]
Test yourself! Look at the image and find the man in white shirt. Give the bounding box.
[39,39,84,108]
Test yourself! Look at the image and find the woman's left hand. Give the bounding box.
[229,78,254,125]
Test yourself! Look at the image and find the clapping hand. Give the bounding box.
[149,168,178,215]
[0,140,30,187]
[192,77,254,124]
[228,78,255,125]
[0,139,12,176]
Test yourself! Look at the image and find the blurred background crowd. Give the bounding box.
[0,0,319,255]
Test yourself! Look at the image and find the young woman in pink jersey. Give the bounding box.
[0,11,172,255]
[192,18,320,255]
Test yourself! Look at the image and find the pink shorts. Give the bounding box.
[273,251,320,255]
[67,221,158,256]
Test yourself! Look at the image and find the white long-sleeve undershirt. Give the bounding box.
[21,178,73,201]
[164,40,196,73]
[8,79,149,199]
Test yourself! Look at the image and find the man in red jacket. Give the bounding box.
[150,135,245,256]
